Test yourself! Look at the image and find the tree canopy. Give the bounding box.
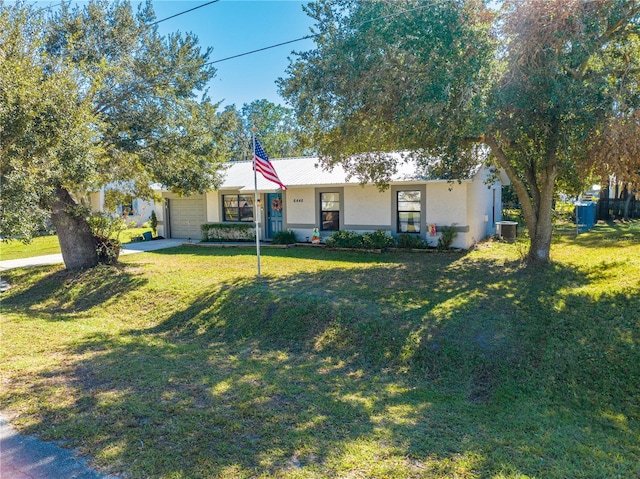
[0,4,98,240]
[280,0,640,263]
[0,1,234,268]
[220,99,310,162]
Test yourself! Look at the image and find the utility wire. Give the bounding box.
[206,2,436,65]
[34,2,64,13]
[32,0,219,26]
[208,35,316,64]
[148,0,220,26]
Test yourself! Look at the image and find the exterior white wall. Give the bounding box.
[206,192,221,223]
[425,182,468,225]
[467,168,501,246]
[285,187,316,225]
[125,198,155,227]
[343,185,390,229]
[89,189,156,227]
[151,198,165,238]
[284,187,316,242]
[424,182,471,248]
[89,191,104,212]
[151,167,501,248]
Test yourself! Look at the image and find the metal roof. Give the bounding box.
[220,154,476,192]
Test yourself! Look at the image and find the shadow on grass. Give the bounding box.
[147,242,455,264]
[4,250,640,478]
[554,219,640,247]
[1,263,148,316]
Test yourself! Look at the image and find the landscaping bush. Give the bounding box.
[437,224,458,250]
[201,223,255,242]
[87,212,125,263]
[325,230,395,250]
[325,230,364,248]
[397,233,426,249]
[271,230,298,245]
[362,230,395,249]
[149,210,158,236]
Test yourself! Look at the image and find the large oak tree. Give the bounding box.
[0,1,233,269]
[280,0,640,263]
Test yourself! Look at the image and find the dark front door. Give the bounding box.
[266,193,283,239]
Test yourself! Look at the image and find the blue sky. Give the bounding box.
[32,0,317,108]
[150,1,316,108]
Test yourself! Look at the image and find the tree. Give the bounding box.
[220,99,309,161]
[1,3,99,265]
[586,110,640,219]
[280,0,640,263]
[0,1,233,269]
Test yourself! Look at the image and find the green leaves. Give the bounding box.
[0,4,99,240]
[280,0,496,168]
[1,0,233,248]
[219,99,309,162]
[281,0,639,263]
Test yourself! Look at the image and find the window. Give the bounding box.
[397,190,421,233]
[223,194,254,222]
[320,192,340,231]
[119,197,134,216]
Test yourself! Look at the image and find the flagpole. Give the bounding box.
[253,133,261,278]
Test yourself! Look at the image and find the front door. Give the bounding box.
[266,193,283,239]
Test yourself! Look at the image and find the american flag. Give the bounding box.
[253,138,287,190]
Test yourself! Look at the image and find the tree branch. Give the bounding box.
[485,134,538,237]
[566,3,640,81]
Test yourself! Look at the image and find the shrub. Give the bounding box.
[397,233,426,249]
[149,210,158,236]
[437,225,458,250]
[201,223,255,242]
[325,230,395,250]
[362,230,395,249]
[325,230,364,248]
[272,230,298,245]
[87,212,125,263]
[87,212,126,240]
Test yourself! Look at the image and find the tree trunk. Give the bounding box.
[522,166,556,263]
[485,135,557,264]
[49,187,99,270]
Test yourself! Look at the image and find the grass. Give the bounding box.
[0,228,153,261]
[0,221,639,478]
[0,235,61,261]
[119,227,154,244]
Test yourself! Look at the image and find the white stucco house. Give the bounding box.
[153,154,504,250]
[88,189,156,227]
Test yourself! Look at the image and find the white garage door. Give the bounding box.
[169,196,205,239]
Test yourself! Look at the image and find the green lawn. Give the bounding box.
[0,235,61,261]
[0,221,638,478]
[0,228,153,261]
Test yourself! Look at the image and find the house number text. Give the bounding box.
[293,199,304,203]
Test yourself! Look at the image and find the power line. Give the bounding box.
[208,34,316,64]
[34,2,64,13]
[32,1,219,26]
[206,2,437,65]
[148,0,220,26]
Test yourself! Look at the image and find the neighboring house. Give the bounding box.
[88,189,156,227]
[153,154,504,250]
